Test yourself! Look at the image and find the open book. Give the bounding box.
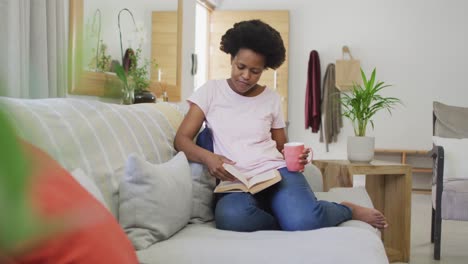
[214,164,282,194]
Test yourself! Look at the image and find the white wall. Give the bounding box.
[184,0,468,159]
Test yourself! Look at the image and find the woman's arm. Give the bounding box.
[174,104,209,163]
[174,104,236,181]
[271,128,287,153]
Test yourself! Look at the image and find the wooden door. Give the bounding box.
[150,11,179,101]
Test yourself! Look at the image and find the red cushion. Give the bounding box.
[12,142,138,264]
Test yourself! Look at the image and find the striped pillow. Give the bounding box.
[0,97,184,218]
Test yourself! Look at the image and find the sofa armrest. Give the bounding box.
[303,163,323,192]
[431,144,444,186]
[432,144,444,212]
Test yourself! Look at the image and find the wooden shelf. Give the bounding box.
[375,149,429,155]
[375,148,432,174]
[413,168,433,173]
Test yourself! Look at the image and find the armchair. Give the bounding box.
[431,101,468,260]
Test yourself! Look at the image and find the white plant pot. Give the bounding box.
[347,136,375,163]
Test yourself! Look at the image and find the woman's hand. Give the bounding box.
[299,148,312,167]
[205,153,237,181]
[296,148,312,172]
[282,147,312,172]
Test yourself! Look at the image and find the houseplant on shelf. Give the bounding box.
[340,68,401,163]
[115,48,158,105]
[127,48,158,103]
[114,63,133,104]
[115,8,157,104]
[88,40,112,72]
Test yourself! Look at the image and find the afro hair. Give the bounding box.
[220,19,286,70]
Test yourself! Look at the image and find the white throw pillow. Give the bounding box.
[70,168,109,210]
[119,152,192,250]
[189,162,216,223]
[433,136,468,180]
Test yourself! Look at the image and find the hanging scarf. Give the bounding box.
[305,50,321,133]
[319,63,343,152]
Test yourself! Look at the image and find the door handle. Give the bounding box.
[191,53,198,75]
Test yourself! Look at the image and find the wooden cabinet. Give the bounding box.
[150,11,180,101]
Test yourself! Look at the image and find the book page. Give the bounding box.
[222,164,249,186]
[247,170,279,188]
[214,180,247,193]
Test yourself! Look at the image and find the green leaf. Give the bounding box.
[367,68,376,92]
[339,67,402,136]
[114,63,128,87]
[360,68,368,85]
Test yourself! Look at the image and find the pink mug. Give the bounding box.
[284,142,313,172]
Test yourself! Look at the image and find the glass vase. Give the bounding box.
[122,88,135,105]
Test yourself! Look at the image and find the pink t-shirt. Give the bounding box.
[188,79,286,177]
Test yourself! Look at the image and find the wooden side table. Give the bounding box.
[312,160,412,263]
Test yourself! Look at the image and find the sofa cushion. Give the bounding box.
[188,126,217,223]
[432,180,468,221]
[70,168,108,209]
[136,186,383,264]
[433,101,468,138]
[189,162,216,223]
[136,222,386,264]
[315,187,374,208]
[137,187,388,264]
[13,141,138,264]
[0,98,184,217]
[119,152,192,250]
[432,136,468,180]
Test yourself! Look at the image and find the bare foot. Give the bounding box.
[341,202,388,229]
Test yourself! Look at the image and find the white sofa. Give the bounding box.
[0,97,389,264]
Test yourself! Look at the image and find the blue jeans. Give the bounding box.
[215,167,352,232]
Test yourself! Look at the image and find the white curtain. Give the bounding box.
[0,0,67,98]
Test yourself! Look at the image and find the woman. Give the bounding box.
[174,20,387,232]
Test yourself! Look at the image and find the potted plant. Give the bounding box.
[88,40,112,72]
[114,63,133,104]
[115,48,158,105]
[340,68,401,163]
[127,48,158,103]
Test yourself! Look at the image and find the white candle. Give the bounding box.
[158,69,162,82]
